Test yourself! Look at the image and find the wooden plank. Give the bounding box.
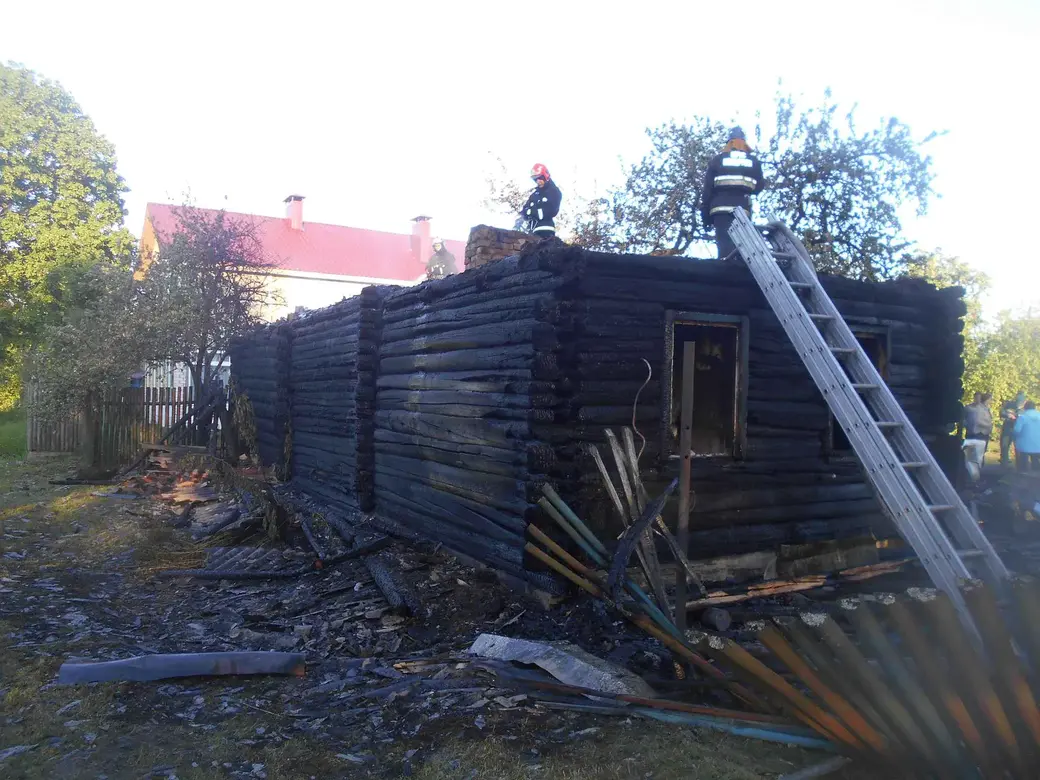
[168,386,175,444]
[676,339,696,634]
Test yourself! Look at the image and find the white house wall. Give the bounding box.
[263,269,423,321]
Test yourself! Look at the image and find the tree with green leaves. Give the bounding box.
[966,310,1040,411]
[902,250,990,402]
[0,62,134,408]
[517,91,938,279]
[901,251,1040,424]
[27,262,155,464]
[28,265,150,419]
[140,204,278,399]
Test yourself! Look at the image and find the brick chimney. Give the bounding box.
[411,215,432,268]
[284,195,305,230]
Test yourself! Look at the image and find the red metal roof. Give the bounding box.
[143,203,466,282]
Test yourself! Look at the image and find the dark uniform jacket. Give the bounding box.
[426,248,457,280]
[699,149,765,229]
[522,180,562,234]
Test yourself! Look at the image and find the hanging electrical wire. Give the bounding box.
[631,359,652,462]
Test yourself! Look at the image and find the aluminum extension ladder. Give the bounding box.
[727,208,1009,630]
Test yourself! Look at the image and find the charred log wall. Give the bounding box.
[233,237,965,573]
[229,323,292,469]
[549,250,966,558]
[372,251,572,588]
[286,286,388,513]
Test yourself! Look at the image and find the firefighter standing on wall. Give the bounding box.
[521,163,562,238]
[426,238,457,280]
[699,127,766,259]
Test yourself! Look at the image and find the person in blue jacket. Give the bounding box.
[1013,400,1040,472]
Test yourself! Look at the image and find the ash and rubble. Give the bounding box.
[6,450,1040,778]
[2,456,682,774]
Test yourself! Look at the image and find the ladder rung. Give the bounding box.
[773,251,799,260]
[809,313,834,322]
[727,209,1010,612]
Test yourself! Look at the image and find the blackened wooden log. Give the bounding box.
[381,306,547,340]
[289,420,358,437]
[374,454,535,514]
[292,476,360,511]
[291,311,371,335]
[376,389,551,409]
[684,514,892,558]
[579,276,761,310]
[689,497,881,527]
[692,483,874,513]
[290,432,360,455]
[373,494,525,567]
[373,478,528,540]
[564,360,657,381]
[364,554,422,616]
[374,430,554,473]
[574,406,658,424]
[375,410,530,447]
[386,278,566,317]
[379,344,538,374]
[376,400,552,422]
[582,252,758,284]
[377,373,553,396]
[299,515,326,560]
[379,320,556,356]
[382,290,555,326]
[291,321,366,342]
[324,514,357,546]
[386,261,556,304]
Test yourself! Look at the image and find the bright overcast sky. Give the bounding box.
[2,0,1037,316]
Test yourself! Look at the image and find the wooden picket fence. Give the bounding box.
[27,385,202,466]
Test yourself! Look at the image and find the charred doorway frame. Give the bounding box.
[661,310,750,462]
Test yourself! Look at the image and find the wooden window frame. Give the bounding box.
[661,310,750,461]
[824,321,893,459]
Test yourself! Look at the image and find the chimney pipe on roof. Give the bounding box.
[411,215,433,269]
[284,195,305,230]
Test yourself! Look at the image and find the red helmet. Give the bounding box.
[530,163,550,181]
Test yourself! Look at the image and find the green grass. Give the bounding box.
[0,407,26,458]
[0,456,875,780]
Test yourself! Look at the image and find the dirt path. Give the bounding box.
[0,457,862,780]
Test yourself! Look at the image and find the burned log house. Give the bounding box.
[230,238,964,591]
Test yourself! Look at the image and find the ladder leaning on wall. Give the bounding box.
[727,207,1008,634]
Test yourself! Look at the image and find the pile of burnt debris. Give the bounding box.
[63,442,1040,779]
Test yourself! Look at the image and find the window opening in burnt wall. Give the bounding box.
[663,312,748,459]
[827,326,891,455]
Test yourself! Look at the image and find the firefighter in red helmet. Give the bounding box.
[521,163,562,238]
